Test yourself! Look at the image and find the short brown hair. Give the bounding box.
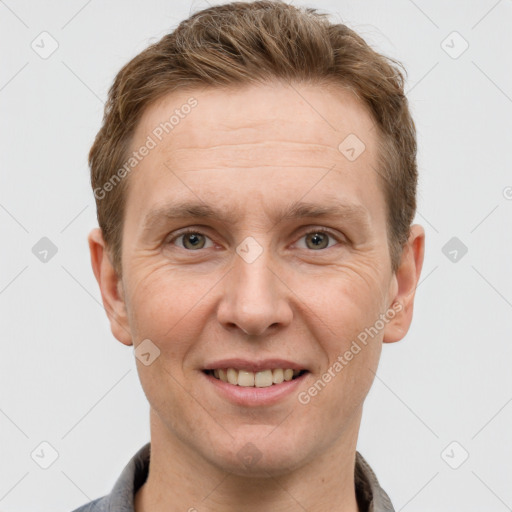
[90,0,417,275]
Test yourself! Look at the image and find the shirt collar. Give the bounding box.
[355,451,395,512]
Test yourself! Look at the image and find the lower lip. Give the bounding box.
[202,371,308,407]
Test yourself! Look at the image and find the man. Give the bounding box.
[74,1,424,510]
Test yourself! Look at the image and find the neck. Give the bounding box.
[135,409,362,512]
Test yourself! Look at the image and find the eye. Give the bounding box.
[295,229,343,250]
[169,230,214,250]
[167,227,344,252]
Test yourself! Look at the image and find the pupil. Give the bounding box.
[309,233,326,249]
[186,233,203,249]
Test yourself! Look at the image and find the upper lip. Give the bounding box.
[203,358,307,372]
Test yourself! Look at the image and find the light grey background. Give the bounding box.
[1,0,511,510]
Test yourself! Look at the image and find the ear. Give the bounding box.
[88,227,133,346]
[383,224,425,343]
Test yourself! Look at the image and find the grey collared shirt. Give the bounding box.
[70,443,394,512]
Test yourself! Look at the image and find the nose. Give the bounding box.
[216,244,293,337]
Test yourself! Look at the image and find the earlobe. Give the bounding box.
[383,224,425,344]
[88,228,133,346]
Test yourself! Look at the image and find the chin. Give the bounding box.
[211,450,304,478]
[204,428,312,478]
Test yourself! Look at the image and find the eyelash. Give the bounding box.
[166,227,345,251]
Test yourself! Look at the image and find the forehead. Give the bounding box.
[124,81,384,229]
[135,81,377,159]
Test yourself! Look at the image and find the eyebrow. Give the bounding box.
[142,199,371,233]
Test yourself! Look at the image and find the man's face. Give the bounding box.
[112,82,403,474]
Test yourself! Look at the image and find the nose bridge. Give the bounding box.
[217,235,292,336]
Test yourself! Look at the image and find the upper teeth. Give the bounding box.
[211,368,301,387]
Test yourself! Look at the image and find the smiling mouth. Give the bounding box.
[203,368,308,387]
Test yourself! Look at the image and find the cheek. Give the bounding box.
[292,264,385,406]
[300,322,382,431]
[123,261,215,356]
[293,259,388,340]
[127,267,203,410]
